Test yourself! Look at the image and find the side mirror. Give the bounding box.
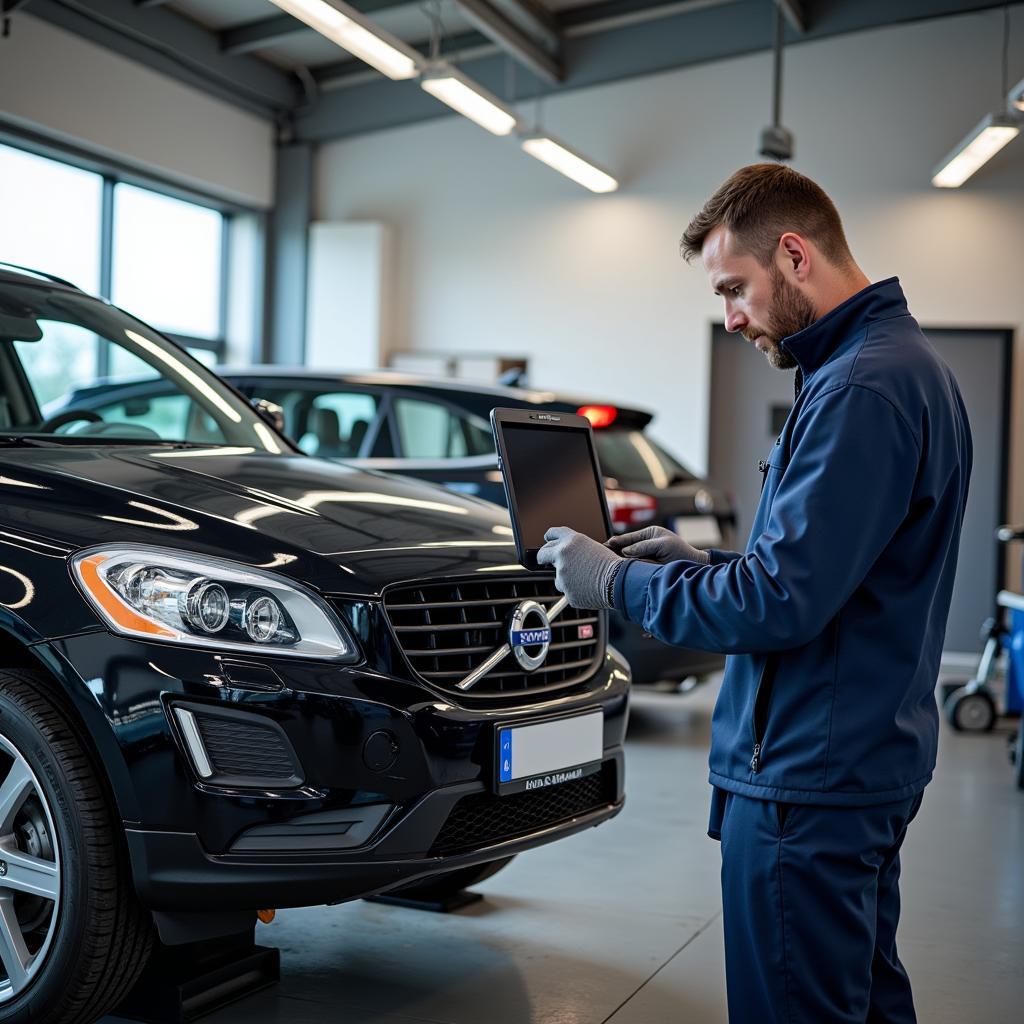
[251,398,285,434]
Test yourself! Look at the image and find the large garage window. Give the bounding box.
[0,145,103,292]
[112,184,223,342]
[0,140,237,367]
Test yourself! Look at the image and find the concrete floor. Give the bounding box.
[109,676,1024,1024]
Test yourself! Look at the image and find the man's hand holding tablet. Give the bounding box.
[536,526,624,609]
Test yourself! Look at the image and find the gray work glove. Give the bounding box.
[607,525,710,565]
[537,526,624,610]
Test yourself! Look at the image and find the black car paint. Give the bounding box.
[0,272,628,942]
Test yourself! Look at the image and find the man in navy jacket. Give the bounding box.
[538,164,972,1023]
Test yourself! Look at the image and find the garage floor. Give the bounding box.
[107,676,1024,1024]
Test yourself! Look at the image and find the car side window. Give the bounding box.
[13,329,229,443]
[247,386,379,458]
[393,398,493,459]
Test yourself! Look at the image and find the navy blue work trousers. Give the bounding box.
[715,789,924,1024]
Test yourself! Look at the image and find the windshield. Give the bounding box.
[594,429,695,488]
[0,280,283,451]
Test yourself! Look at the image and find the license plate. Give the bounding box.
[495,712,603,796]
[671,514,721,546]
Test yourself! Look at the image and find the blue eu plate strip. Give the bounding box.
[499,728,513,783]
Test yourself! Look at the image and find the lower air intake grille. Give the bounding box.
[384,576,604,697]
[429,767,615,856]
[183,705,304,788]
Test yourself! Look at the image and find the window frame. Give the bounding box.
[0,129,258,369]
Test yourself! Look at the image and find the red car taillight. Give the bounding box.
[606,489,657,532]
[578,404,618,428]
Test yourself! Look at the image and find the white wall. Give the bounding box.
[314,8,1024,551]
[1,15,274,207]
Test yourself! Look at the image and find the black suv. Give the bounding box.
[0,266,628,1024]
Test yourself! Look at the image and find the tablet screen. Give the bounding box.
[501,423,609,548]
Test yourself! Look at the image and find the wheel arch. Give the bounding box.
[0,613,142,824]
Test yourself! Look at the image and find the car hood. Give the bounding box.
[0,446,523,596]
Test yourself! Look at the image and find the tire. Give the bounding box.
[1015,728,1024,791]
[943,686,997,733]
[388,856,515,901]
[0,668,153,1023]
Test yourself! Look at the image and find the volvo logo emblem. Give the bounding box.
[508,600,552,671]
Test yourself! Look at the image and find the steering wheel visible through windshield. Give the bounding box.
[0,280,286,451]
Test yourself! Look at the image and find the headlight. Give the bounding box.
[71,545,358,661]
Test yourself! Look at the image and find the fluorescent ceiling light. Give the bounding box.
[1011,77,1024,113]
[420,64,519,136]
[520,134,619,194]
[267,0,419,81]
[931,113,1020,188]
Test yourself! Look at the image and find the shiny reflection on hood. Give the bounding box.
[330,540,515,556]
[148,447,260,459]
[296,491,470,516]
[0,565,35,609]
[101,500,198,531]
[233,488,473,530]
[0,476,50,490]
[256,553,299,569]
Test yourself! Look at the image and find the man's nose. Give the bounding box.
[725,307,747,334]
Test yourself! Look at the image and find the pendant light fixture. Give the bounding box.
[519,133,618,193]
[266,0,420,81]
[421,63,521,136]
[932,4,1022,188]
[759,1,794,161]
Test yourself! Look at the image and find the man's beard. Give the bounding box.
[746,265,816,370]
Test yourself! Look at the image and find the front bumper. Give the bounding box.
[51,628,629,910]
[126,753,623,910]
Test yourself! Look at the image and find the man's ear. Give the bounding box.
[778,232,811,282]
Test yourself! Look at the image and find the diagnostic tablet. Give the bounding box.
[491,407,612,572]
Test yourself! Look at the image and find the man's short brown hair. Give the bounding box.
[680,164,853,268]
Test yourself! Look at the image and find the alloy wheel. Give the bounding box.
[0,734,60,1003]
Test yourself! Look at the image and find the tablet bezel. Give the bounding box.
[490,407,613,572]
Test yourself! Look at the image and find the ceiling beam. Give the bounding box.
[776,0,806,33]
[295,0,1021,141]
[220,12,305,57]
[487,0,560,50]
[28,0,299,117]
[453,0,562,82]
[559,0,736,37]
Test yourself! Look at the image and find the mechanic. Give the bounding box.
[538,163,972,1023]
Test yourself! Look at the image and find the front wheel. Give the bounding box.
[0,669,153,1023]
[388,856,516,902]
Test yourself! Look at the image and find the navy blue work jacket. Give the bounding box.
[614,278,972,806]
